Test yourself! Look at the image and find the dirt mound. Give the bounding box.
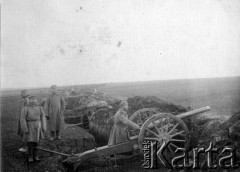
[189,114,228,146]
[64,89,119,111]
[127,96,187,115]
[221,111,240,141]
[63,90,121,126]
[187,110,240,163]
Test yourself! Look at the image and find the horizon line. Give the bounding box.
[1,75,240,91]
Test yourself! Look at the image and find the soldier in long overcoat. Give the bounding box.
[17,90,30,137]
[108,101,140,145]
[20,96,46,163]
[44,85,65,141]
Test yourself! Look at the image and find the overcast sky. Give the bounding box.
[1,0,240,89]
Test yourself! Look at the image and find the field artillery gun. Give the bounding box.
[61,106,211,171]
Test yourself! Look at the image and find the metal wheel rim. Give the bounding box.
[138,113,189,154]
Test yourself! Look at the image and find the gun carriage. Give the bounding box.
[58,106,210,171]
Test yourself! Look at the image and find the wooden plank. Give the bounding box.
[65,137,138,164]
[36,147,71,157]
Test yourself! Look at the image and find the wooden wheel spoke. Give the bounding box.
[163,118,168,132]
[158,119,164,133]
[161,124,168,132]
[162,123,174,131]
[144,137,159,142]
[146,128,159,137]
[170,130,185,138]
[168,123,179,134]
[165,117,170,133]
[152,121,161,135]
[163,118,171,133]
[178,132,186,136]
[171,138,186,142]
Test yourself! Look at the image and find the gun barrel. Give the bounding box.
[176,106,211,119]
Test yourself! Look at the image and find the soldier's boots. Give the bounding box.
[50,131,55,141]
[28,157,34,163]
[56,135,62,140]
[33,149,41,162]
[50,131,62,140]
[49,137,55,141]
[56,130,61,140]
[28,147,34,163]
[27,142,40,163]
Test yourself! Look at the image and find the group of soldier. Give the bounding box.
[17,85,140,164]
[17,85,65,163]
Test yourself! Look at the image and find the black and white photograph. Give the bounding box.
[1,0,240,171]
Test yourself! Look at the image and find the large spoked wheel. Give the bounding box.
[138,113,189,160]
[129,108,159,137]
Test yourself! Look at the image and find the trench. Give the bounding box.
[64,115,111,146]
[63,115,113,171]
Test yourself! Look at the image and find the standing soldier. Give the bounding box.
[18,90,30,137]
[18,90,30,152]
[108,101,140,145]
[20,96,46,163]
[44,85,65,141]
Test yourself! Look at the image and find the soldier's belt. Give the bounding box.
[27,119,40,122]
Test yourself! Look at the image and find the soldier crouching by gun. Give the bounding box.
[20,96,46,163]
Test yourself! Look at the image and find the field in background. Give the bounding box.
[98,77,240,116]
[2,76,240,116]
